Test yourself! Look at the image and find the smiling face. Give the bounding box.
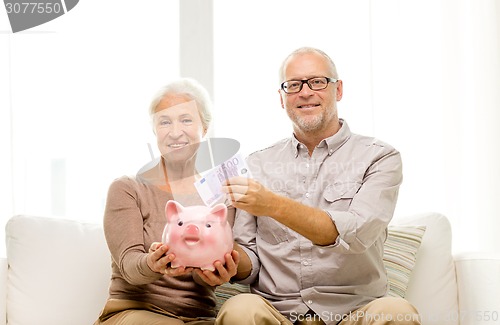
[279,51,343,141]
[152,94,205,165]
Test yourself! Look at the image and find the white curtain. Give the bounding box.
[370,0,500,253]
[213,0,500,254]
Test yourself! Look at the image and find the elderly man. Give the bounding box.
[218,47,420,325]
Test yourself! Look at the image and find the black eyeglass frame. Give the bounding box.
[280,77,338,94]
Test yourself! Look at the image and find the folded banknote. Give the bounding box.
[194,153,251,206]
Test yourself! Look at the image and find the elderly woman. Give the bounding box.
[94,78,238,325]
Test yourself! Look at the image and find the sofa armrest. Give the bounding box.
[454,252,500,325]
[0,257,7,325]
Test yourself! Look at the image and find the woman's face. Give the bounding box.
[152,94,205,165]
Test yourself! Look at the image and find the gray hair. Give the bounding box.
[149,78,212,132]
[278,47,339,82]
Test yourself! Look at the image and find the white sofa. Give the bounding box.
[1,212,499,325]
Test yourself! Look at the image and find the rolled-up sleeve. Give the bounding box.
[326,145,402,253]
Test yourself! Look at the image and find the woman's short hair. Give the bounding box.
[149,78,212,132]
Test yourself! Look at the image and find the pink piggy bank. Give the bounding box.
[162,200,233,271]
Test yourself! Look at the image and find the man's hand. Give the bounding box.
[223,177,339,246]
[222,176,277,216]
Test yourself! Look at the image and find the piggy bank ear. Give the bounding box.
[165,200,184,222]
[209,203,228,223]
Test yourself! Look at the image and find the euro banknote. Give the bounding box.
[194,153,250,206]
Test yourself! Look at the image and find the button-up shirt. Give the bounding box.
[233,120,403,324]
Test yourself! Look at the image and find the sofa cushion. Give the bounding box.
[215,282,250,312]
[5,215,110,325]
[383,225,426,298]
[215,226,427,312]
[454,252,500,325]
[391,212,459,325]
[0,258,7,325]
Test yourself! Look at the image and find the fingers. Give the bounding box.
[223,176,251,186]
[196,267,224,287]
[222,184,249,195]
[231,249,240,266]
[147,243,200,277]
[146,244,175,274]
[148,242,162,253]
[224,191,246,204]
[222,180,251,204]
[195,250,240,286]
[165,266,193,277]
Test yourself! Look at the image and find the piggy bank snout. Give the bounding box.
[182,224,201,245]
[185,224,199,236]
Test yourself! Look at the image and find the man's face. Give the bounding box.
[279,52,343,135]
[152,95,205,164]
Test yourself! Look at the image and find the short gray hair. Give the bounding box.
[278,47,339,82]
[149,78,212,132]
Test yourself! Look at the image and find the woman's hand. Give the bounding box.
[147,242,193,277]
[193,249,240,286]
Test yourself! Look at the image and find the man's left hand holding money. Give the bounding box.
[223,176,338,246]
[222,177,278,216]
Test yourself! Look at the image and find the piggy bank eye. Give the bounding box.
[177,221,184,226]
[205,223,212,228]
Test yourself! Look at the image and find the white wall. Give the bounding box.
[0,34,13,225]
[2,0,499,255]
[1,0,180,239]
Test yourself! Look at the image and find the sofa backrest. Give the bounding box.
[5,215,110,325]
[4,213,460,325]
[392,212,459,325]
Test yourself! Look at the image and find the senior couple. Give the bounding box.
[94,47,421,325]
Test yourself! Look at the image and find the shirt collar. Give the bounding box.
[291,119,351,157]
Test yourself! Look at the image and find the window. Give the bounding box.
[2,0,180,231]
[213,0,500,254]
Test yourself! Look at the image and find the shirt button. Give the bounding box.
[329,149,334,154]
[306,163,310,168]
[305,192,310,198]
[302,261,309,266]
[308,300,313,304]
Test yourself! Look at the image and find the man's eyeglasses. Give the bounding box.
[280,77,338,94]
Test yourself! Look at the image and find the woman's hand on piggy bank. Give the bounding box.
[193,249,240,287]
[148,241,239,286]
[147,242,193,277]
